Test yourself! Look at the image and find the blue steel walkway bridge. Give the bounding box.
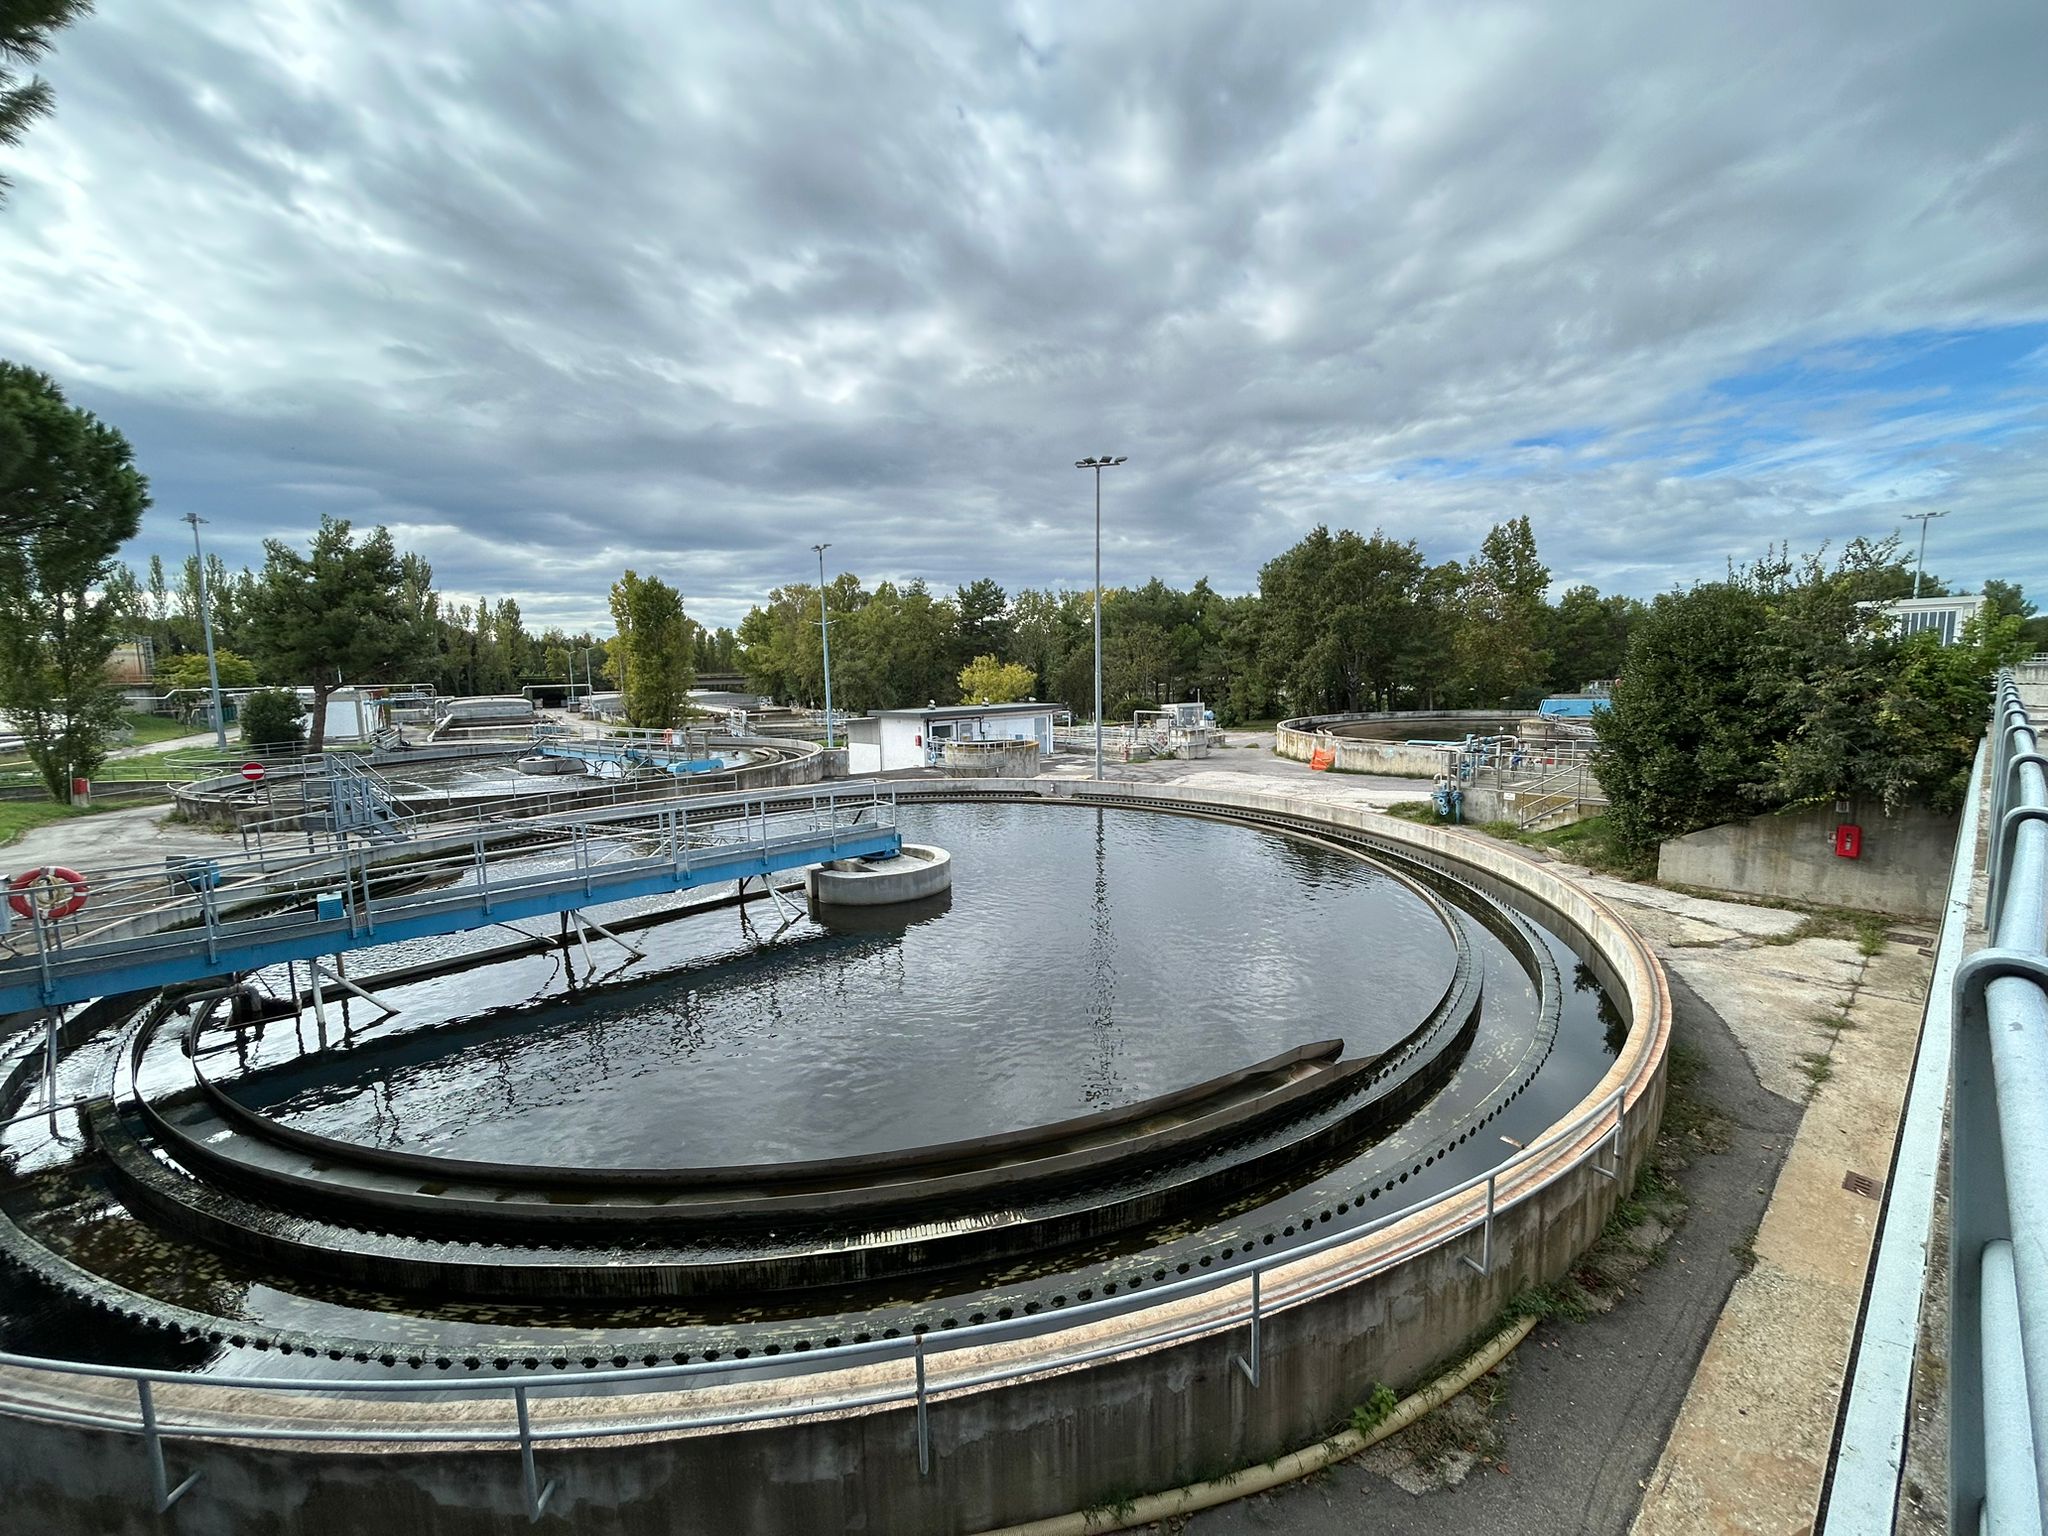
[0,783,901,1017]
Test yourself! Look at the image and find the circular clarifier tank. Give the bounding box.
[2,794,1630,1377]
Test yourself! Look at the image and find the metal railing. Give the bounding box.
[0,783,898,1012]
[1822,668,2048,1533]
[1949,669,2048,1532]
[0,1077,1639,1522]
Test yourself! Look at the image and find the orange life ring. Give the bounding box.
[9,865,89,922]
[662,728,676,748]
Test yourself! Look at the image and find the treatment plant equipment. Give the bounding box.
[0,777,1669,1535]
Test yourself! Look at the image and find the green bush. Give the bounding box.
[240,689,306,751]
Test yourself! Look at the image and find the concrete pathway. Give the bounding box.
[3,803,239,877]
[104,729,220,759]
[1633,944,1931,1536]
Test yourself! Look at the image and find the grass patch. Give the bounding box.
[1797,1050,1834,1091]
[0,799,115,846]
[1384,800,1438,824]
[1730,1226,1760,1273]
[1469,814,1655,880]
[118,711,196,745]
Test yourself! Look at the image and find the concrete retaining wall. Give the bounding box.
[0,778,1670,1536]
[1656,798,1959,919]
[1274,722,1446,778]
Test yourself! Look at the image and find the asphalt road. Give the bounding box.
[1183,972,1801,1536]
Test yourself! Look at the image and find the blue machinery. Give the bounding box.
[0,784,900,1015]
[1822,667,2048,1534]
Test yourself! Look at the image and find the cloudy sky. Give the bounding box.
[2,0,2043,634]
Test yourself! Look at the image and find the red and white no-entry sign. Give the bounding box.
[240,762,266,783]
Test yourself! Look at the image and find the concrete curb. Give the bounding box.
[973,1315,1540,1535]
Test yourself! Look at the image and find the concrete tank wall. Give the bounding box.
[1274,722,1445,777]
[940,739,1041,777]
[808,844,954,906]
[1656,798,1958,919]
[0,779,1670,1536]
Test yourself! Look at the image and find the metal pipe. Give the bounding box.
[183,513,229,753]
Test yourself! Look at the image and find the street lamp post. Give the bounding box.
[1073,456,1127,780]
[813,543,836,749]
[1903,510,1948,599]
[181,513,228,751]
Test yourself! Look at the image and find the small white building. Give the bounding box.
[846,702,1060,774]
[1870,594,1987,646]
[298,687,389,744]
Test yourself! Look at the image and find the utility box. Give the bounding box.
[315,891,345,921]
[1834,824,1863,860]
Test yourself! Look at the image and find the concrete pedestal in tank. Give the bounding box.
[807,843,953,905]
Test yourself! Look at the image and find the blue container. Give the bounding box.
[315,891,344,922]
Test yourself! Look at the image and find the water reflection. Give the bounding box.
[1573,961,1629,1057]
[235,804,1457,1168]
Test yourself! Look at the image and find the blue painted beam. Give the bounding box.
[0,826,898,1013]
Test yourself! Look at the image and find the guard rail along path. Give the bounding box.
[0,778,1672,1536]
[1820,667,2048,1535]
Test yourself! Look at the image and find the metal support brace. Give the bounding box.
[136,1380,200,1513]
[1234,1268,1263,1386]
[763,878,804,925]
[41,1010,60,1114]
[915,1334,931,1475]
[199,883,220,963]
[568,908,645,961]
[1462,1173,1498,1274]
[514,1385,556,1521]
[312,958,399,1021]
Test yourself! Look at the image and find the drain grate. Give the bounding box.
[1843,1170,1882,1199]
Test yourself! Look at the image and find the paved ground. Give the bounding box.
[5,802,239,875]
[1635,942,1930,1535]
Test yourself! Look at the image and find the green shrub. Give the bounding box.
[240,689,306,750]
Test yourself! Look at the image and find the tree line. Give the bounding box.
[734,517,1654,724]
[7,361,2036,808]
[1594,540,2038,856]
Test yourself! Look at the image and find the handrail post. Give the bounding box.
[915,1334,931,1475]
[514,1384,555,1521]
[1462,1173,1497,1275]
[136,1379,199,1512]
[1234,1268,1263,1386]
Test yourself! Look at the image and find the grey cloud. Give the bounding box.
[0,0,2042,633]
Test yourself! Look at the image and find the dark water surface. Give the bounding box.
[243,803,1459,1167]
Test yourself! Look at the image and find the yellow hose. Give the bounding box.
[972,1314,1538,1536]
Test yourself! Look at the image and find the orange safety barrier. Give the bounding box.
[1308,747,1336,772]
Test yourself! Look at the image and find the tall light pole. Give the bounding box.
[181,513,228,750]
[1073,456,1126,780]
[813,543,836,749]
[1903,510,1948,599]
